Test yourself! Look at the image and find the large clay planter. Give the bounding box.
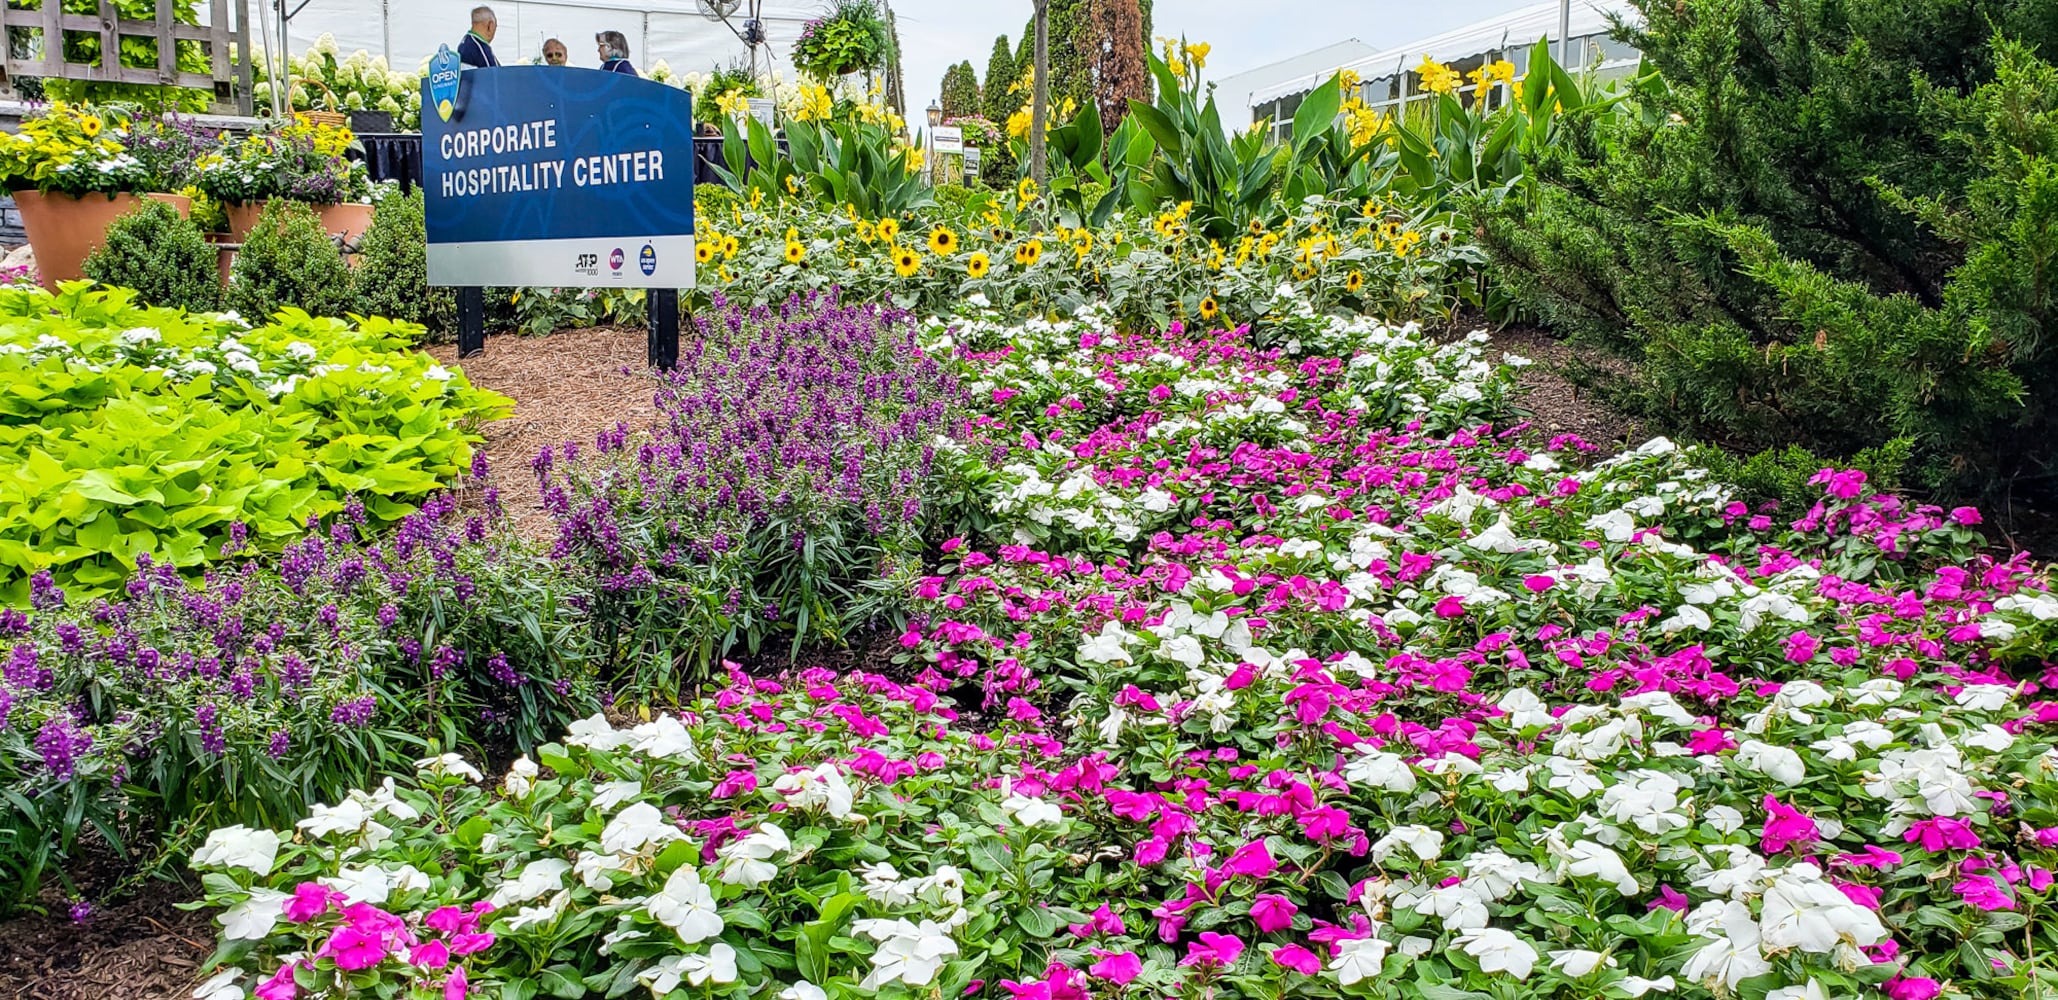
[317,202,375,244]
[13,190,193,291]
[223,201,267,242]
[225,200,375,244]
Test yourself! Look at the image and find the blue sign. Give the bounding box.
[422,66,695,288]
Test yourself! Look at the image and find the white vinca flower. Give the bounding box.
[414,752,484,782]
[1371,825,1445,863]
[1001,792,1064,828]
[501,755,538,799]
[490,858,570,907]
[1455,926,1538,979]
[192,825,281,875]
[1331,936,1390,985]
[600,802,685,854]
[773,762,855,819]
[717,822,791,888]
[217,888,289,941]
[854,917,960,988]
[506,889,570,931]
[647,865,725,944]
[1344,751,1417,793]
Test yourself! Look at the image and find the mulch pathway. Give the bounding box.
[1484,324,1649,450]
[0,879,212,999]
[426,326,662,539]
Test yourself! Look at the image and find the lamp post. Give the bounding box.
[926,101,942,184]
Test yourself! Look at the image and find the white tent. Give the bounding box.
[270,0,825,77]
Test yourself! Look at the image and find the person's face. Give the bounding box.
[477,18,496,41]
[543,43,566,65]
[596,39,609,61]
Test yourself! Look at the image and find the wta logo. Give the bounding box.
[609,248,625,271]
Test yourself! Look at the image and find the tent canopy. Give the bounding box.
[1246,0,1639,108]
[272,0,826,77]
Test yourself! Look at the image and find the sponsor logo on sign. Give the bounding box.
[639,244,657,276]
[428,46,462,123]
[609,248,625,271]
[574,252,599,276]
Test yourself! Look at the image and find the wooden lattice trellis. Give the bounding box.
[0,0,253,113]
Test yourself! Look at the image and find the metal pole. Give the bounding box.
[1558,0,1570,66]
[1030,0,1048,188]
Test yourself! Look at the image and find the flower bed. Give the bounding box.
[185,300,2055,1000]
[0,285,508,600]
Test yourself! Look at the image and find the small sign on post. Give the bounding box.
[422,62,696,368]
[963,146,981,178]
[746,97,778,131]
[931,125,963,154]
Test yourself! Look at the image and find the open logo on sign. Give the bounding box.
[429,46,462,122]
[639,244,656,276]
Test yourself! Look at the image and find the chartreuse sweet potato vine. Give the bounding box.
[0,284,509,602]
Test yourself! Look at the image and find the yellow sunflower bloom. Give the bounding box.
[893,245,922,277]
[1014,239,1042,267]
[1199,295,1219,321]
[1345,270,1365,293]
[928,227,958,255]
[877,217,900,243]
[967,251,991,278]
[785,241,806,264]
[79,115,102,137]
[696,241,716,263]
[721,235,740,258]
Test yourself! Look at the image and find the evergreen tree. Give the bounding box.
[1478,0,2058,499]
[981,35,1016,123]
[940,61,980,119]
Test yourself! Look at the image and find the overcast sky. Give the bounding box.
[890,0,1531,114]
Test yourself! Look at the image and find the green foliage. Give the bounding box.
[939,60,980,119]
[226,200,356,322]
[41,0,214,112]
[1696,439,1914,518]
[1477,2,2058,497]
[81,200,221,312]
[0,285,510,601]
[981,35,1017,124]
[717,114,934,218]
[352,189,454,335]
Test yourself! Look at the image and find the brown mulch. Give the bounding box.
[0,880,212,1000]
[1485,324,1648,450]
[427,326,662,539]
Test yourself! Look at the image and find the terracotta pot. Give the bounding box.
[223,200,267,242]
[13,190,193,291]
[317,202,375,244]
[212,242,235,286]
[224,201,375,245]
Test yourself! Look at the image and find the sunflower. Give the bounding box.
[785,227,800,243]
[79,114,102,137]
[696,240,716,264]
[877,218,900,243]
[1345,270,1365,293]
[784,174,801,195]
[928,226,958,255]
[856,220,876,242]
[1017,177,1039,203]
[893,245,922,277]
[721,235,740,258]
[785,241,807,264]
[1248,218,1266,236]
[966,251,991,278]
[1014,239,1043,267]
[1199,295,1219,321]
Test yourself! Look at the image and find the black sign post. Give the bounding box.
[456,286,485,358]
[647,289,679,370]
